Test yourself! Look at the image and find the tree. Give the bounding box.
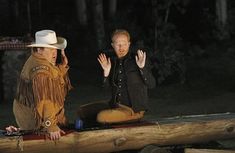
[216,0,227,27]
[26,0,32,33]
[108,0,117,19]
[76,0,88,26]
[151,0,158,53]
[151,0,187,84]
[92,0,106,50]
[215,0,229,39]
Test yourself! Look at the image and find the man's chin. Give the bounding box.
[118,53,127,58]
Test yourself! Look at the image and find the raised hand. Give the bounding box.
[97,53,111,77]
[61,49,68,67]
[135,50,146,68]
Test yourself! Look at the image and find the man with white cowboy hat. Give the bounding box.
[11,29,72,140]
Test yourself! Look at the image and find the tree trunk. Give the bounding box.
[12,0,19,20]
[151,0,158,52]
[76,0,88,26]
[1,113,235,153]
[0,52,3,103]
[38,0,42,26]
[26,0,32,33]
[216,0,227,27]
[108,0,117,19]
[215,0,228,39]
[92,0,106,51]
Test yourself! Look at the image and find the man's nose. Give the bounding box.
[119,44,124,48]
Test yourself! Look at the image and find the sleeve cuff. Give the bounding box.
[139,67,148,81]
[47,125,60,133]
[43,118,59,132]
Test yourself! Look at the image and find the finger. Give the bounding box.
[56,133,61,140]
[12,127,18,131]
[98,53,102,58]
[7,126,17,132]
[137,50,142,57]
[99,54,105,61]
[50,134,54,141]
[52,133,56,140]
[135,55,138,62]
[5,126,12,132]
[52,133,57,140]
[108,58,111,64]
[97,57,102,64]
[101,53,107,61]
[139,50,144,56]
[143,52,146,61]
[61,49,65,56]
[142,53,146,66]
[98,57,106,65]
[60,130,66,135]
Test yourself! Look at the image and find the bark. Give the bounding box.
[151,0,158,52]
[108,0,117,19]
[12,0,19,20]
[38,0,42,26]
[216,0,227,27]
[0,53,3,103]
[215,0,228,39]
[92,0,106,50]
[0,113,235,153]
[76,0,88,26]
[26,0,32,33]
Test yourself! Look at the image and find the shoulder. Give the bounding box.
[30,65,52,78]
[31,65,50,73]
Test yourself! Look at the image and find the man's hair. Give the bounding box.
[111,29,130,42]
[32,47,44,52]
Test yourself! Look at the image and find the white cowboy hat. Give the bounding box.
[27,30,67,49]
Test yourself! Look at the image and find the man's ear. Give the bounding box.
[111,43,114,48]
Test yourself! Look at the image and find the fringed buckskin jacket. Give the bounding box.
[13,52,72,132]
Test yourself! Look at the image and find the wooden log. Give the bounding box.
[0,113,235,153]
[185,148,235,153]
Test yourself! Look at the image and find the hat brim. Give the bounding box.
[27,37,67,50]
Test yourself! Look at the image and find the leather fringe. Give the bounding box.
[15,73,72,107]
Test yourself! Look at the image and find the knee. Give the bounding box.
[96,110,110,123]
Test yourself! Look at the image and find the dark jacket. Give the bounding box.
[103,52,156,112]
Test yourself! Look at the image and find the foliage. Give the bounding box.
[151,22,186,85]
[150,0,188,85]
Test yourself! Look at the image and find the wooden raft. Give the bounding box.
[0,112,235,153]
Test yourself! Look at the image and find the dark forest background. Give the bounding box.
[1,0,235,86]
[1,1,235,152]
[1,0,235,115]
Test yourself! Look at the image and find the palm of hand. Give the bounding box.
[101,60,111,71]
[98,53,111,72]
[136,50,146,68]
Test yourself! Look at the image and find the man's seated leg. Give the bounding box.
[97,104,145,124]
[77,101,109,127]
